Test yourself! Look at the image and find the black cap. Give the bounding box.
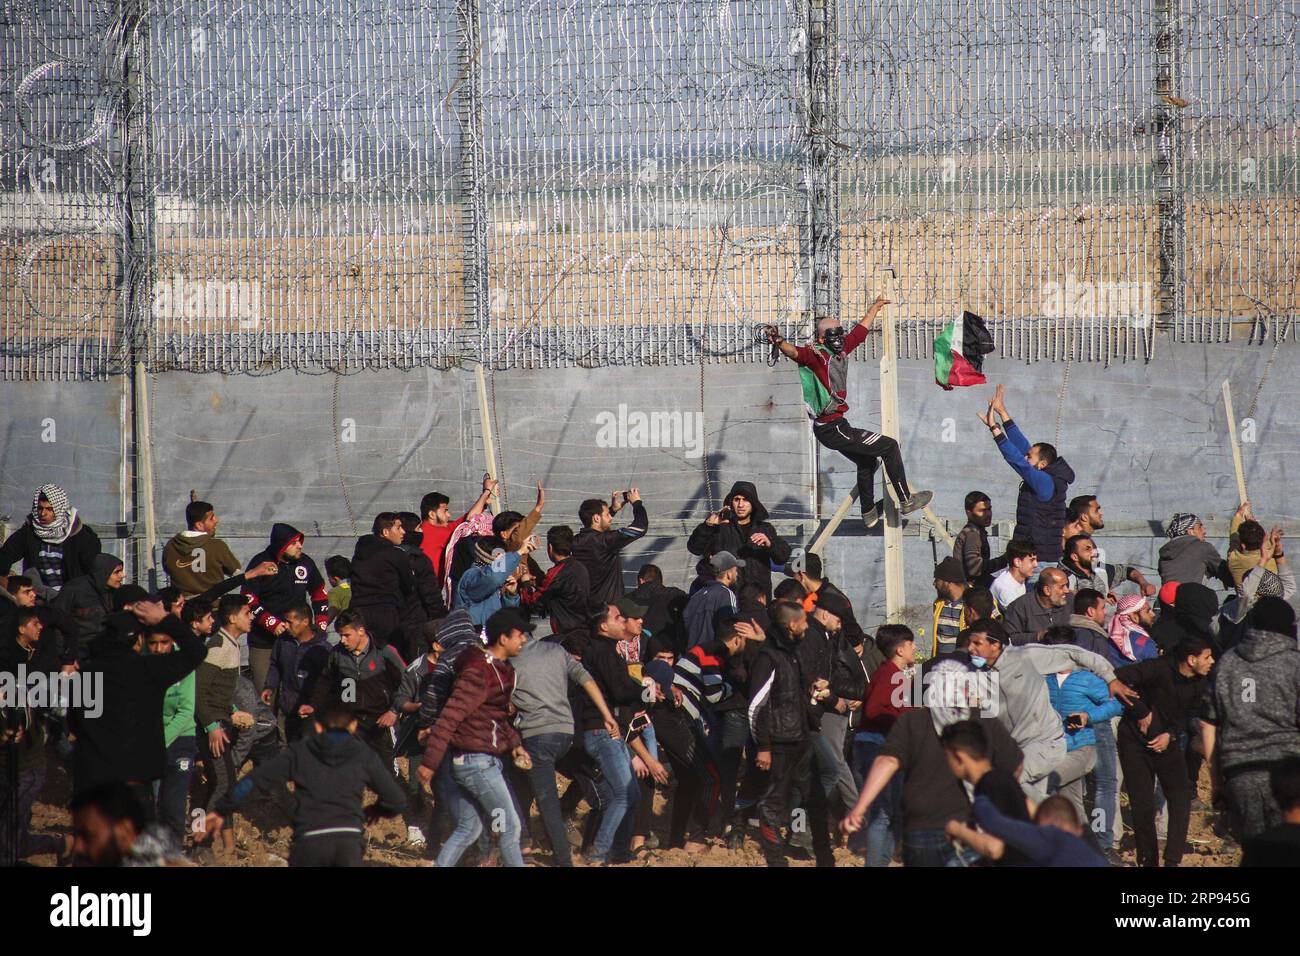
[485,608,535,643]
[113,584,151,612]
[934,556,967,586]
[812,589,853,621]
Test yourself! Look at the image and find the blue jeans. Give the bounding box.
[521,732,573,866]
[435,752,524,868]
[154,736,198,842]
[1090,719,1120,850]
[852,731,902,867]
[903,827,978,867]
[582,728,639,863]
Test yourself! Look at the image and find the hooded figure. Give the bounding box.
[687,480,792,600]
[1150,581,1220,653]
[0,484,102,591]
[350,531,419,655]
[52,551,124,661]
[71,611,208,792]
[243,523,330,653]
[416,608,485,726]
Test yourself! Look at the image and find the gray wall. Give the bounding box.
[2,340,1296,627]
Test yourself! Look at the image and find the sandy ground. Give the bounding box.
[21,753,1241,868]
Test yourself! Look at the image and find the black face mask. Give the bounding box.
[821,327,845,354]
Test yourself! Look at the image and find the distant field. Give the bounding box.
[3,199,1296,346]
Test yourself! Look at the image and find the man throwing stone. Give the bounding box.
[765,296,931,527]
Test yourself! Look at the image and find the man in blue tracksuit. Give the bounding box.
[1041,625,1122,849]
[977,384,1075,565]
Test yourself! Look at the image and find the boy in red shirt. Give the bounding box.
[849,623,915,865]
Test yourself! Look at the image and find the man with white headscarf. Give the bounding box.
[1,484,102,593]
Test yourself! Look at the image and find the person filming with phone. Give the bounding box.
[688,481,791,601]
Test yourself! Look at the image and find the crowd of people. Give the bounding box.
[3,367,1300,869]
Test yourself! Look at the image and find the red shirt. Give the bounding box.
[419,517,464,580]
[860,659,909,735]
[792,322,869,424]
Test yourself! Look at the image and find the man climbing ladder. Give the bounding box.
[765,296,932,528]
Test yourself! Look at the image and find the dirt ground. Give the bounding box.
[22,754,1241,868]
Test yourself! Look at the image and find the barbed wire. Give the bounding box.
[1,0,1296,380]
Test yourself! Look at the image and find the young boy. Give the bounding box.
[325,555,352,617]
[955,794,1109,867]
[203,704,407,866]
[940,719,1033,865]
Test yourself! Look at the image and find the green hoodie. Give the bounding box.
[162,652,196,746]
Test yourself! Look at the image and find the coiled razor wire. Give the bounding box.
[1,0,1297,381]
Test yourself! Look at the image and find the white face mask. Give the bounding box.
[969,655,988,669]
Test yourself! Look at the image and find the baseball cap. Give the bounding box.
[485,608,534,642]
[709,551,746,573]
[615,597,649,620]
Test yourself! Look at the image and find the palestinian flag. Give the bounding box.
[934,310,995,390]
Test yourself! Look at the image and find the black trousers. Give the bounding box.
[813,419,909,507]
[1117,727,1191,867]
[756,740,832,866]
[288,831,366,867]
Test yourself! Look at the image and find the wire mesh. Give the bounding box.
[1,0,1296,379]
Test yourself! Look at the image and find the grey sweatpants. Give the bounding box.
[1047,745,1097,824]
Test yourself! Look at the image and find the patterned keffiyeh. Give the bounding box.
[31,484,78,544]
[1165,513,1199,539]
[1108,594,1150,661]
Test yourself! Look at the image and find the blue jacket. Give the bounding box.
[1106,626,1160,668]
[1044,670,1122,751]
[454,552,522,627]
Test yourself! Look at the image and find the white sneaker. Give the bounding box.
[407,826,427,848]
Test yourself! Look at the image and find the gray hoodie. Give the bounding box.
[1203,627,1300,773]
[511,639,593,739]
[1158,535,1225,587]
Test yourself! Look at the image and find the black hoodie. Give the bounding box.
[687,481,791,599]
[52,552,124,661]
[71,613,207,790]
[243,523,330,649]
[215,728,407,839]
[1151,582,1220,653]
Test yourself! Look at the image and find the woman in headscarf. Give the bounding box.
[0,484,102,592]
[1107,594,1159,666]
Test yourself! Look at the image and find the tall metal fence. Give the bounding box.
[2,0,1297,380]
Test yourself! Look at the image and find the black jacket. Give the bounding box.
[748,631,816,748]
[216,728,407,838]
[0,518,102,588]
[541,559,595,642]
[817,580,884,675]
[52,552,123,661]
[400,538,449,629]
[1116,656,1209,742]
[71,614,207,790]
[265,633,332,718]
[351,534,417,612]
[244,523,330,649]
[577,634,646,733]
[309,639,406,729]
[627,579,688,654]
[686,482,791,599]
[571,500,648,608]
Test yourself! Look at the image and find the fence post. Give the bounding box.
[120,0,156,581]
[1153,0,1185,337]
[456,0,489,360]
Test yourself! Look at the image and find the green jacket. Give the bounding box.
[163,667,196,746]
